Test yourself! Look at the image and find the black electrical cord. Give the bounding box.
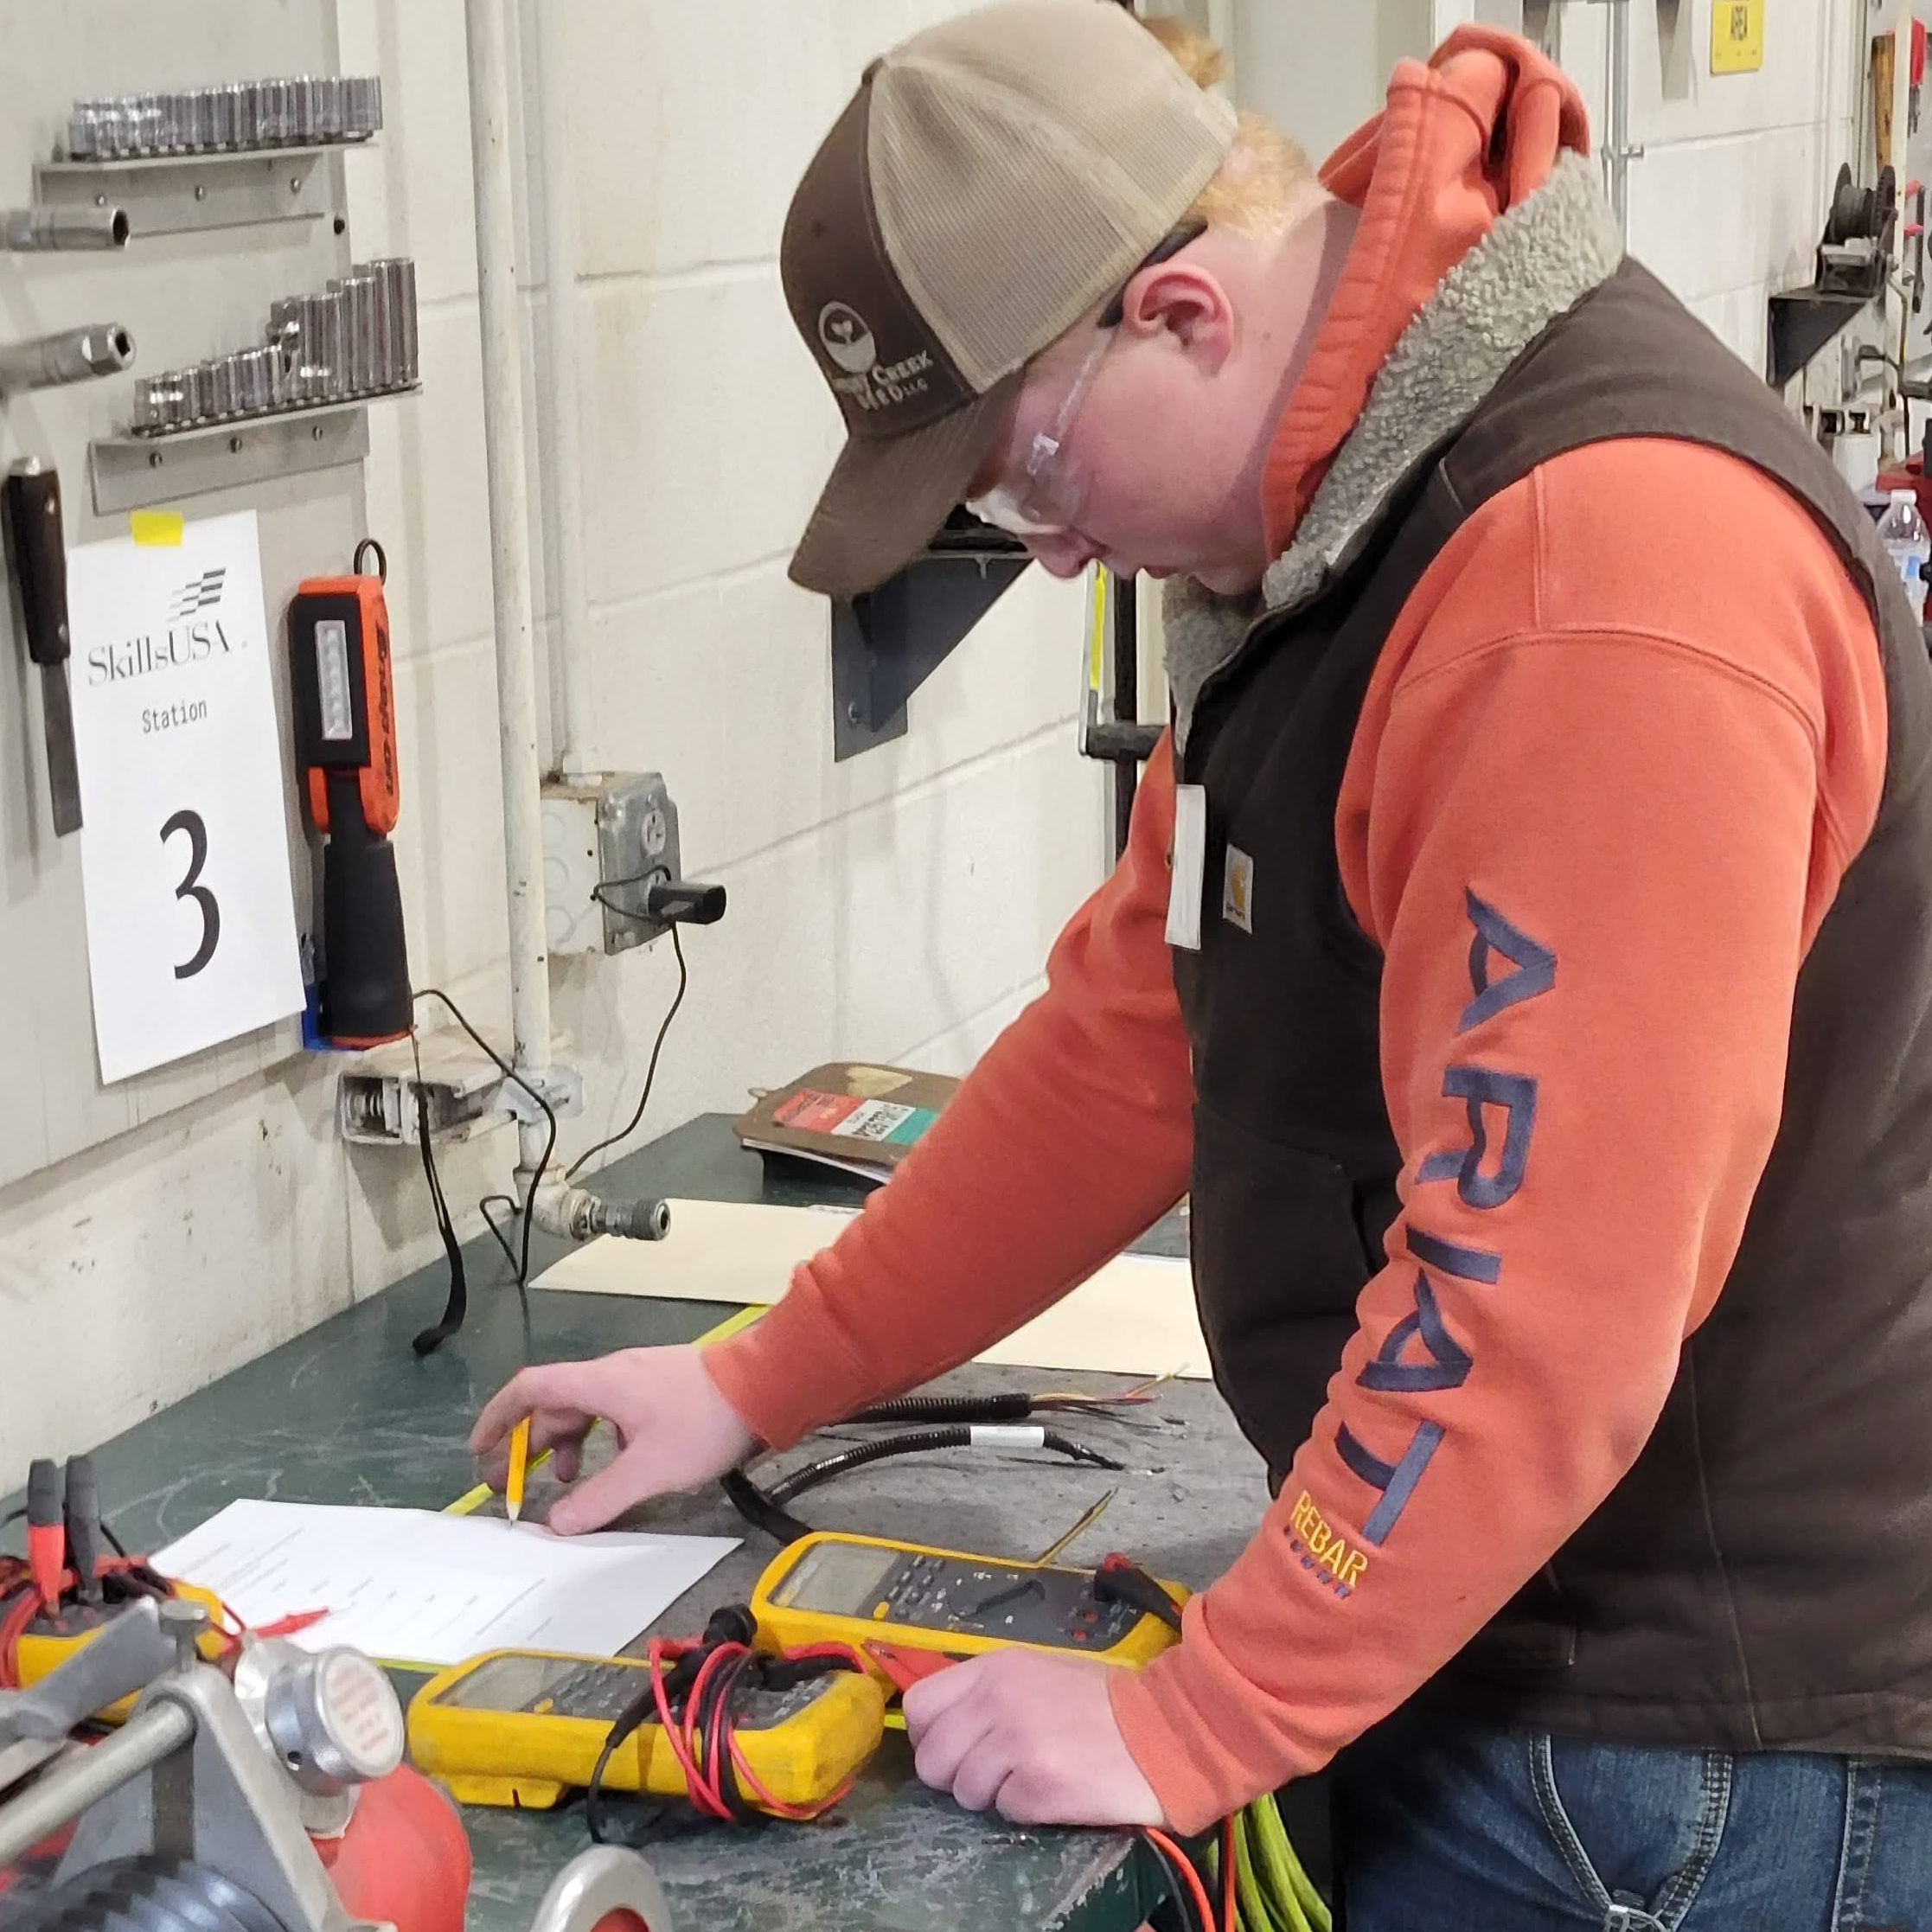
[1095,1553,1186,1635]
[721,1429,1123,1547]
[584,1605,860,1839]
[409,988,557,1355]
[767,1427,1121,1506]
[409,1025,470,1354]
[566,922,688,1181]
[842,1391,1145,1425]
[720,1468,814,1546]
[477,1194,521,1276]
[585,1688,666,1846]
[845,1393,1037,1425]
[3,1513,165,1599]
[693,1649,755,1821]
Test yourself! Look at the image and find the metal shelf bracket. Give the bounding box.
[32,147,351,239]
[88,397,405,514]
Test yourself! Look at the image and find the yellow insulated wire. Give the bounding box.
[1030,1487,1118,1566]
[1089,564,1110,696]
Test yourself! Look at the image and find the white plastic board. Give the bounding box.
[534,1197,1209,1379]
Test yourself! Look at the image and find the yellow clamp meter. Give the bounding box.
[752,1531,1187,1669]
[407,1646,886,1814]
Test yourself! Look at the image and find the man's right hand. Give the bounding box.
[469,1345,756,1536]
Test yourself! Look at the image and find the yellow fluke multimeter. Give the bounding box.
[14,1583,229,1722]
[406,1647,886,1812]
[751,1532,1187,1668]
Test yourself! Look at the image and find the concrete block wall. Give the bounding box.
[1236,0,1434,169]
[0,0,1880,1475]
[339,0,1108,1174]
[1549,0,1856,371]
[1247,0,1858,373]
[0,0,1104,1472]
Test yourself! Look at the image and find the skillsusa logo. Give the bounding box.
[89,567,244,686]
[168,567,226,619]
[817,300,934,414]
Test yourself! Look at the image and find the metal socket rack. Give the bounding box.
[64,77,381,159]
[91,403,374,516]
[29,75,382,240]
[130,257,417,436]
[86,259,419,515]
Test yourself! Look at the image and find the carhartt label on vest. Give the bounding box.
[1224,844,1254,933]
[1167,784,1207,951]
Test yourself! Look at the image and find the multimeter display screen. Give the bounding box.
[767,1539,1150,1651]
[771,1539,901,1614]
[434,1654,588,1711]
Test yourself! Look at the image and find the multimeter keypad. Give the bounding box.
[524,1660,646,1722]
[870,1554,1142,1649]
[522,1659,829,1733]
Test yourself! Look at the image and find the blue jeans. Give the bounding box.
[1330,1707,1932,1929]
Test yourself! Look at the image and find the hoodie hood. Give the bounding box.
[1262,27,1590,553]
[1161,33,1618,744]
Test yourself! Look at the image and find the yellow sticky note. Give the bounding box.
[129,509,183,546]
[1711,0,1762,74]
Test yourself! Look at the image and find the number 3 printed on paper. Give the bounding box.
[161,809,221,980]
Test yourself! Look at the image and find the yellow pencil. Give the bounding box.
[506,1416,531,1523]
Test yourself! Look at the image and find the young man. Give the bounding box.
[476,6,1932,1921]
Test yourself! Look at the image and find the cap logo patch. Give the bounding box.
[817,300,936,416]
[818,302,877,374]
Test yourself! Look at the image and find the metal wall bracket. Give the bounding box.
[830,513,1029,760]
[494,1063,583,1128]
[1768,288,1874,389]
[32,148,343,239]
[89,400,384,514]
[336,1030,583,1149]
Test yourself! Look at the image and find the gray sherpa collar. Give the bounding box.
[1162,150,1625,745]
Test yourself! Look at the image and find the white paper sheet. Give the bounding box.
[534,1198,1208,1379]
[152,1500,738,1667]
[67,510,304,1082]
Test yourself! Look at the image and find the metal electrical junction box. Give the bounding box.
[541,771,681,957]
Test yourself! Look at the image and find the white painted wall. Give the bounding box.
[1548,0,1857,373]
[0,0,1104,1472]
[1233,0,1859,378]
[0,0,1882,1474]
[1233,0,1435,167]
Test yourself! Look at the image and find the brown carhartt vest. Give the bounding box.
[1174,261,1932,1754]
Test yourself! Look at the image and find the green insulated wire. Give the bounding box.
[1246,1795,1331,1932]
[1233,1811,1296,1932]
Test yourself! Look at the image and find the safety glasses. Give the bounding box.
[963,218,1207,541]
[964,326,1117,538]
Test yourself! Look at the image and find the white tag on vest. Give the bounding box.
[1167,784,1207,951]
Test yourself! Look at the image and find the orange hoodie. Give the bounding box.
[709,29,1888,1830]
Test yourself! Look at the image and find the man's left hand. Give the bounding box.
[901,1648,1164,1826]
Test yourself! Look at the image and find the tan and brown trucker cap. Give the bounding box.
[782,1,1236,598]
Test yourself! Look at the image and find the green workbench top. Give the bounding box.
[32,1114,1229,1932]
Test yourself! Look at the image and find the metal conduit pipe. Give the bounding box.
[464,0,554,1183]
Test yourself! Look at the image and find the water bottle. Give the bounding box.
[1879,488,1930,624]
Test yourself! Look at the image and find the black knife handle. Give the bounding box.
[3,463,69,669]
